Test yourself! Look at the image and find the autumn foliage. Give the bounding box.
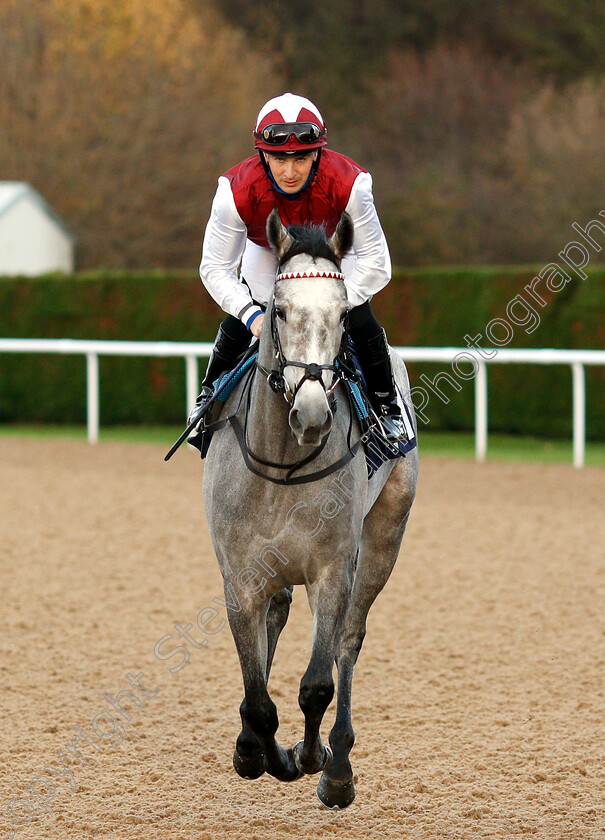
[0,0,281,268]
[2,0,605,268]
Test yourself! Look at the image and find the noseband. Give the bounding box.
[258,269,349,405]
[203,269,365,485]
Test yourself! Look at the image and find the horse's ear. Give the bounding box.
[328,211,354,260]
[266,208,294,258]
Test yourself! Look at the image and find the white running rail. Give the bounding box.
[0,339,603,468]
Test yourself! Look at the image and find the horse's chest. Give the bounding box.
[207,477,361,587]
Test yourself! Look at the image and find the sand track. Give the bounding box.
[1,438,603,839]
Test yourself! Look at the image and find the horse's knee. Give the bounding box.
[337,626,365,666]
[298,677,334,717]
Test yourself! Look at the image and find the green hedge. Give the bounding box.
[0,267,603,437]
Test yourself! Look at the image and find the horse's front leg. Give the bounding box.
[318,460,417,808]
[293,560,352,776]
[228,584,301,783]
[266,586,293,679]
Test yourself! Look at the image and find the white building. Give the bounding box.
[0,182,74,276]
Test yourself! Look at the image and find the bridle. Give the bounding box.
[206,266,365,485]
[257,268,350,405]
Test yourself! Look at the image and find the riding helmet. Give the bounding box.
[253,93,327,153]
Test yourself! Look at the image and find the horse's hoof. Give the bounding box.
[267,746,304,782]
[232,749,265,780]
[316,773,356,809]
[293,740,333,775]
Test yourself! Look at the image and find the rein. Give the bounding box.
[203,363,365,486]
[205,268,364,485]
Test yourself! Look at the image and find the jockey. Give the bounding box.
[189,92,405,451]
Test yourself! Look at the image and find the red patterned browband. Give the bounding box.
[276,270,345,282]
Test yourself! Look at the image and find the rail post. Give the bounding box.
[86,352,99,444]
[475,360,488,462]
[572,362,586,469]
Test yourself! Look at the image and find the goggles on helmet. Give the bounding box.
[254,122,326,146]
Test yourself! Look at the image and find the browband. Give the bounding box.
[276,270,345,282]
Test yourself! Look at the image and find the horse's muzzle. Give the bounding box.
[289,397,333,447]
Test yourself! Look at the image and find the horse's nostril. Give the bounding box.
[289,408,302,432]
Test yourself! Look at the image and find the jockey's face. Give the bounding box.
[264,150,318,193]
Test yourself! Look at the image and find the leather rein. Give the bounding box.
[205,270,366,485]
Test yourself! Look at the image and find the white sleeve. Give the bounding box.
[199,177,262,325]
[341,172,392,308]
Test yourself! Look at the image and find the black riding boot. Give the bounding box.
[187,318,251,452]
[353,326,407,442]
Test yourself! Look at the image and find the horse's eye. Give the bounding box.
[275,307,286,322]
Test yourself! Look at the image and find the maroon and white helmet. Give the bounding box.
[254,93,327,153]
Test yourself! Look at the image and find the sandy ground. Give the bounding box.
[0,437,604,840]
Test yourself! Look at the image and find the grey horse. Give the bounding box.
[202,208,418,808]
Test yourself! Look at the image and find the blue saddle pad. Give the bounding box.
[213,351,258,401]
